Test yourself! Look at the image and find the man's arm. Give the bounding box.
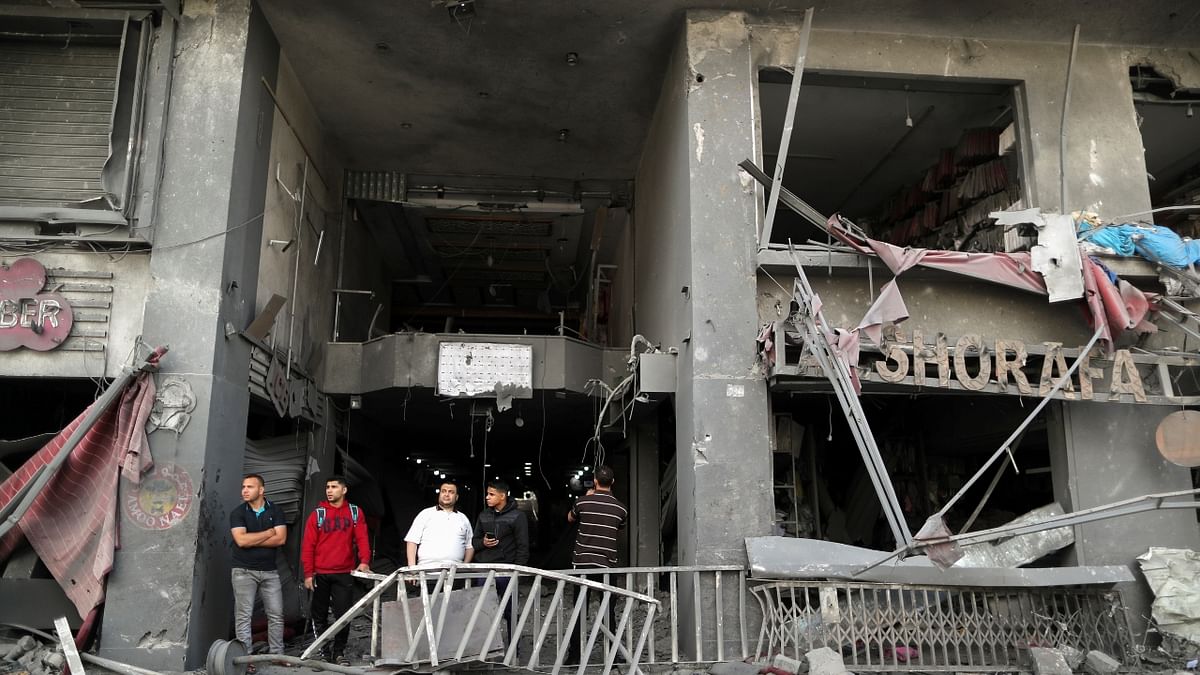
[262,525,287,547]
[405,541,419,567]
[513,512,530,566]
[463,547,474,564]
[470,514,484,551]
[300,511,318,583]
[462,519,474,564]
[230,527,274,548]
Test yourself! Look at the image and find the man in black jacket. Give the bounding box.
[472,479,529,641]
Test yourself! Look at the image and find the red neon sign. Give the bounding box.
[0,258,74,352]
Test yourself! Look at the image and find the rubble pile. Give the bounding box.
[0,635,71,675]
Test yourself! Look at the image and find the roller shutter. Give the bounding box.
[0,39,120,207]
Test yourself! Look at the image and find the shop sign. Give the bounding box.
[868,332,1151,402]
[123,464,194,531]
[0,258,74,352]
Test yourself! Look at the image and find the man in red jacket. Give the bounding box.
[301,475,371,665]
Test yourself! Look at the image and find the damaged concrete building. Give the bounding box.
[2,0,1200,672]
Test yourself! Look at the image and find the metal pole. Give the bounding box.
[286,157,308,380]
[1060,25,1081,213]
[760,7,815,249]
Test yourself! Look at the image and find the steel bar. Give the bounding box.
[1060,24,1081,212]
[760,7,815,249]
[506,575,541,666]
[600,597,634,675]
[300,569,401,660]
[53,617,85,675]
[787,251,911,545]
[551,582,590,675]
[478,571,519,662]
[741,159,828,231]
[738,569,748,658]
[959,428,1025,533]
[670,572,679,662]
[530,580,568,667]
[937,324,1104,518]
[693,571,703,661]
[645,572,656,664]
[628,604,658,675]
[456,570,496,661]
[715,570,725,662]
[235,654,364,675]
[577,592,613,675]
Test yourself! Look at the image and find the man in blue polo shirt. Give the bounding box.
[229,473,288,661]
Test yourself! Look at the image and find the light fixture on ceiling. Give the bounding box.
[565,52,579,66]
[557,129,570,142]
[267,238,294,252]
[400,122,413,130]
[445,0,474,20]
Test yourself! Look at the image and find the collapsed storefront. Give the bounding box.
[3,2,1200,673]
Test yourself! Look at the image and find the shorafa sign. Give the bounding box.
[869,331,1148,402]
[0,258,74,352]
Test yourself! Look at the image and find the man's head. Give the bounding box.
[325,475,349,506]
[485,479,510,510]
[594,465,615,490]
[241,474,265,504]
[436,481,459,510]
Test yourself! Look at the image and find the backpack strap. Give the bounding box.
[349,504,359,525]
[315,506,326,529]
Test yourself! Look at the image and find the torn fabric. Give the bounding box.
[1138,547,1200,644]
[855,279,910,346]
[0,355,159,618]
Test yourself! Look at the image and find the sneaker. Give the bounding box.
[334,653,351,667]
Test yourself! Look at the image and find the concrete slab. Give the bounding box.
[711,661,764,675]
[805,647,847,675]
[1085,650,1121,675]
[1027,647,1072,675]
[772,654,804,674]
[746,537,1134,587]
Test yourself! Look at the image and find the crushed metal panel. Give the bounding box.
[993,208,1084,302]
[380,586,505,664]
[954,503,1075,568]
[638,351,676,393]
[745,536,1134,587]
[437,342,533,399]
[1138,547,1200,644]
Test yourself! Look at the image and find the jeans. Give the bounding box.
[231,568,284,655]
[311,573,355,655]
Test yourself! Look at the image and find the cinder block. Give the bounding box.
[710,661,764,675]
[772,654,804,675]
[1084,650,1120,675]
[1027,647,1072,675]
[805,647,847,675]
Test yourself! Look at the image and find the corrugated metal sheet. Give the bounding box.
[344,170,406,203]
[0,40,119,207]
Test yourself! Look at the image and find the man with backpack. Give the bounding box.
[301,475,371,666]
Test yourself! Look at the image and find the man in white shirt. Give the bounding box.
[405,481,474,569]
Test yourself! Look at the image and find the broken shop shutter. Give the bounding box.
[0,39,121,208]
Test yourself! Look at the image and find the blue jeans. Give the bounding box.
[232,568,284,654]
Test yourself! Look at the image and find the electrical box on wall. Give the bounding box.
[638,352,676,393]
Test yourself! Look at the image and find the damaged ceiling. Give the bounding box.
[255,1,1200,181]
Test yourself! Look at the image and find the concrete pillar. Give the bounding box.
[98,0,278,669]
[1048,401,1200,638]
[676,11,775,658]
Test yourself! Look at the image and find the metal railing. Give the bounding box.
[752,580,1133,672]
[310,563,662,674]
[304,563,1131,674]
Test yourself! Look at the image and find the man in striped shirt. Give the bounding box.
[568,465,628,568]
[565,466,628,663]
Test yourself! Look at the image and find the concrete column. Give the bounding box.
[1048,401,1200,638]
[99,0,278,669]
[679,11,775,658]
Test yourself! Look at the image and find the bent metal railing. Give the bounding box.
[751,581,1133,672]
[305,563,660,674]
[303,564,1131,674]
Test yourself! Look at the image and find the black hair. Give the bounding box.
[326,474,349,488]
[243,473,265,487]
[594,465,615,488]
[487,479,510,495]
